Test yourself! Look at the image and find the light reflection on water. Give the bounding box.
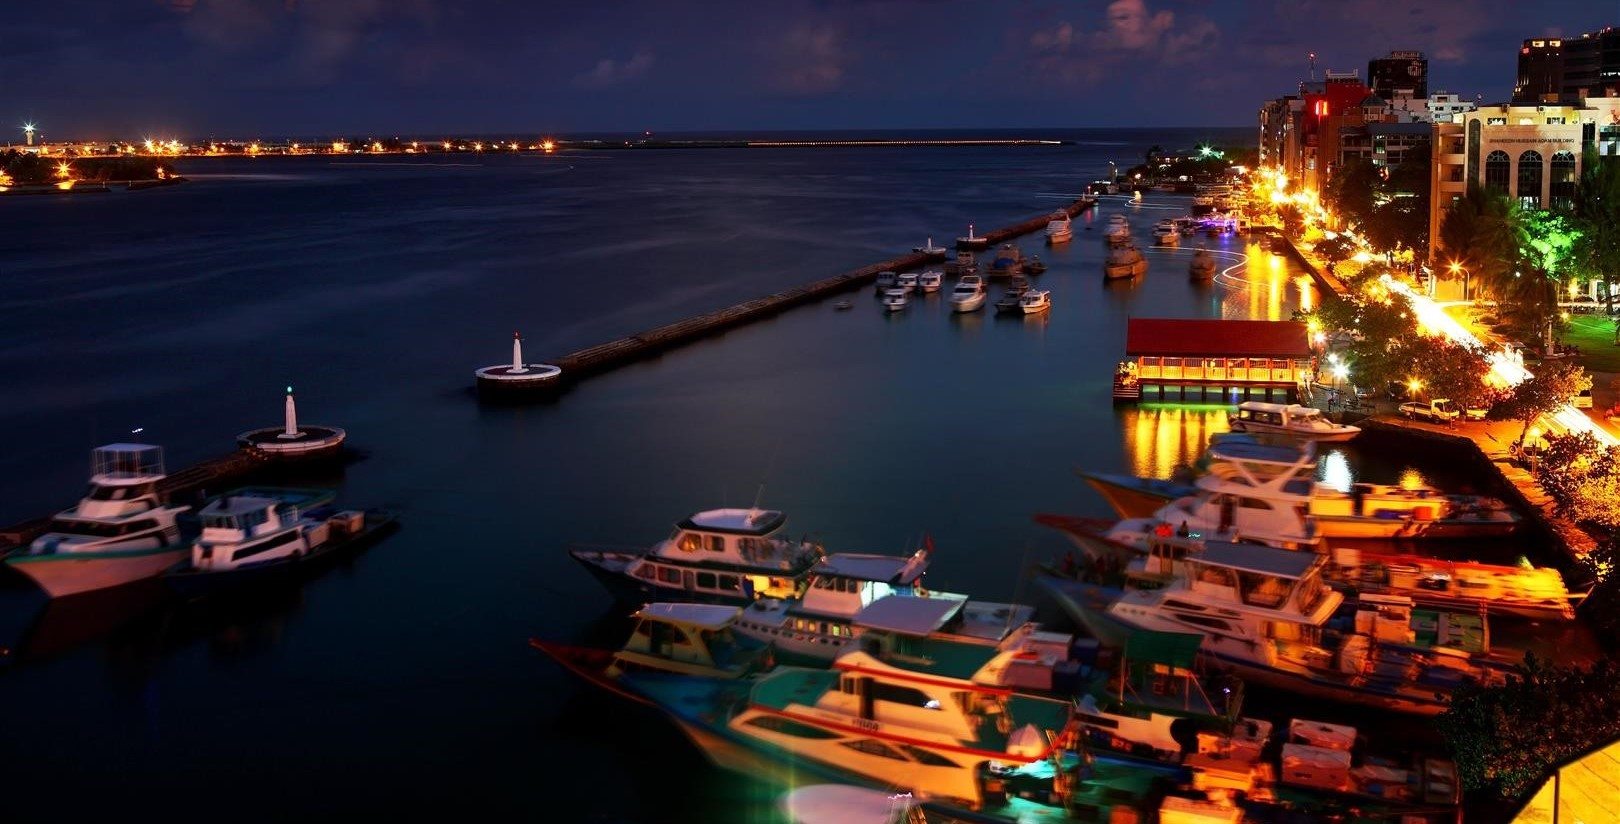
[1120,404,1231,479]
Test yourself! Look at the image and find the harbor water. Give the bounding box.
[0,130,1575,821]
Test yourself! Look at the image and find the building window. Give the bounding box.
[1517,150,1544,209]
[1547,117,1566,125]
[1551,151,1577,210]
[1484,150,1511,193]
[1487,117,1507,125]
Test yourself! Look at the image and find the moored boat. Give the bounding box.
[570,508,826,606]
[882,288,909,312]
[1018,289,1051,314]
[1036,540,1514,715]
[529,602,774,703]
[896,272,919,293]
[164,489,397,597]
[1152,220,1180,247]
[1045,212,1073,244]
[917,271,943,293]
[875,271,898,291]
[1189,247,1217,280]
[949,277,986,313]
[985,243,1023,278]
[1104,245,1147,280]
[1227,401,1361,442]
[4,444,189,599]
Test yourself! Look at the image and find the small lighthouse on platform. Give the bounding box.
[237,386,347,460]
[475,331,563,399]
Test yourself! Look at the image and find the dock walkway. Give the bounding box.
[1285,235,1598,561]
[550,199,1092,381]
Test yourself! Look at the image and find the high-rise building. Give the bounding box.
[1368,50,1428,99]
[1562,27,1620,100]
[1514,38,1566,102]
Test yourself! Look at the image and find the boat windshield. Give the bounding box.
[46,518,152,538]
[86,483,153,501]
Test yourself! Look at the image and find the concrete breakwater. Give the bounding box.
[547,199,1092,382]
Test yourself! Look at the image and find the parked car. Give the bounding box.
[1574,387,1594,409]
[1399,399,1462,423]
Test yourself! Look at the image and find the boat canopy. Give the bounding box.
[635,602,741,630]
[678,508,786,536]
[91,443,165,483]
[1194,541,1320,580]
[815,552,927,585]
[855,595,965,636]
[1123,629,1203,670]
[1208,439,1314,466]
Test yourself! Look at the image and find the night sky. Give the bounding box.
[7,1,1616,139]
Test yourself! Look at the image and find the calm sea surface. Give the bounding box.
[0,129,1562,821]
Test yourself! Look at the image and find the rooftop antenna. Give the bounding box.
[750,482,766,514]
[1308,52,1317,82]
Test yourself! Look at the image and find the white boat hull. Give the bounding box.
[7,545,189,598]
[1227,419,1360,442]
[951,293,986,313]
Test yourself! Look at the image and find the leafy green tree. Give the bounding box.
[1313,235,1356,274]
[1533,431,1620,529]
[1439,188,1525,302]
[1573,149,1620,315]
[1493,359,1592,441]
[1439,652,1620,800]
[1325,157,1379,229]
[1395,334,1496,408]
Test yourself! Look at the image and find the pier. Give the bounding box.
[543,199,1093,384]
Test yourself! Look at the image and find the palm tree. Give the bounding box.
[1439,188,1525,301]
[1574,149,1620,320]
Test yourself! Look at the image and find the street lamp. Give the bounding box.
[1407,377,1424,400]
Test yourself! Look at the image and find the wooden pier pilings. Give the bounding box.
[550,198,1093,381]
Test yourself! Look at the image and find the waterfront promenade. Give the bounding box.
[1286,236,1604,561]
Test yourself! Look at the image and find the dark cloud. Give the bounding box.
[2,0,1615,135]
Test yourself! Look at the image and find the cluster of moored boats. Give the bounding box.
[533,363,1577,821]
[0,443,395,601]
[1103,214,1221,283]
[541,482,1512,822]
[875,238,1051,315]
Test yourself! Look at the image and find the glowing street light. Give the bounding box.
[23,122,36,146]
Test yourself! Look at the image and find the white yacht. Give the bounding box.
[1227,401,1361,442]
[571,508,826,605]
[5,444,189,598]
[1045,212,1073,244]
[1038,540,1512,715]
[164,490,393,596]
[1018,290,1051,314]
[917,271,943,293]
[896,272,919,293]
[1105,216,1132,247]
[948,278,986,313]
[1152,440,1521,546]
[732,549,1034,663]
[1152,220,1180,247]
[1104,245,1147,280]
[625,648,1078,811]
[947,251,977,276]
[882,288,910,312]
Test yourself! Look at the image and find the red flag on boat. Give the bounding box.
[922,533,935,556]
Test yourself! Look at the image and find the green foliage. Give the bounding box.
[1438,652,1620,800]
[1313,236,1356,273]
[1533,431,1620,529]
[0,150,169,184]
[1573,149,1620,309]
[1440,188,1526,300]
[1494,359,1592,440]
[1277,203,1305,237]
[1,151,54,185]
[1325,157,1380,228]
[1578,535,1620,647]
[1299,290,1492,401]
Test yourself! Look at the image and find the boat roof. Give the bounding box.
[677,508,786,536]
[1208,440,1313,465]
[1124,629,1203,669]
[814,553,925,584]
[855,595,965,636]
[1125,318,1311,358]
[201,495,280,516]
[633,602,740,630]
[1193,541,1320,579]
[1237,401,1321,416]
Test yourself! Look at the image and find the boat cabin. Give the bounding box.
[612,602,767,677]
[801,552,931,617]
[629,508,822,601]
[1136,541,1340,630]
[74,443,168,519]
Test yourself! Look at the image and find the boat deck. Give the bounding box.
[750,669,840,712]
